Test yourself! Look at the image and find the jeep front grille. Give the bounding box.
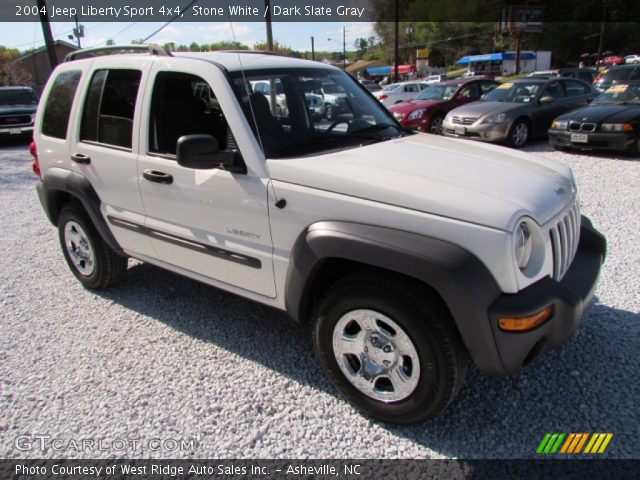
[549,202,581,281]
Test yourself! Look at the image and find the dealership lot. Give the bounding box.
[0,139,638,459]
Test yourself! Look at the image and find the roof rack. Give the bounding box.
[218,49,281,56]
[65,44,172,62]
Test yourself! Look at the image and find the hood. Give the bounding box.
[268,133,574,231]
[0,105,37,115]
[557,104,640,123]
[388,99,443,114]
[450,101,523,119]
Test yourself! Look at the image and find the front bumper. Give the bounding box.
[486,216,606,375]
[548,129,635,152]
[0,125,33,136]
[443,120,510,143]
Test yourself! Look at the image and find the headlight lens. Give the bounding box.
[481,113,507,125]
[514,221,533,270]
[407,108,426,120]
[601,123,633,132]
[551,120,568,130]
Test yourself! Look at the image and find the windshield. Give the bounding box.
[593,83,640,104]
[0,89,38,106]
[415,84,460,101]
[602,67,640,82]
[383,84,399,92]
[230,68,409,159]
[483,82,541,103]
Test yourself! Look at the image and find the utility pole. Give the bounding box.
[264,0,273,51]
[596,2,607,68]
[72,14,83,48]
[514,31,522,75]
[342,26,346,70]
[311,36,315,61]
[36,0,58,70]
[393,0,400,82]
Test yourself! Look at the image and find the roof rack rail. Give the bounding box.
[65,44,172,62]
[218,49,281,56]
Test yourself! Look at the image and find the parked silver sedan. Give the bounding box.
[443,77,595,148]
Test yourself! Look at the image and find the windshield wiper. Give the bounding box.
[349,122,411,138]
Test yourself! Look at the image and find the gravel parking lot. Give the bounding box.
[0,138,638,459]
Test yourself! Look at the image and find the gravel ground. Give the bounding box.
[0,138,638,459]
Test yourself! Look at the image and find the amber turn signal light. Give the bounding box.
[498,306,554,332]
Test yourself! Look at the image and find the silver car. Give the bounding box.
[443,77,594,148]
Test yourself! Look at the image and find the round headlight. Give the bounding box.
[514,221,533,270]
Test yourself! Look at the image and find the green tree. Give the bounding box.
[0,46,31,86]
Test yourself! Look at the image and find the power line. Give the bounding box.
[142,0,200,42]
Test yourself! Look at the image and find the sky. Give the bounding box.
[0,21,375,54]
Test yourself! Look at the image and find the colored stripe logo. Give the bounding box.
[537,433,613,454]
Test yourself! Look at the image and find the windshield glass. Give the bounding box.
[383,83,399,92]
[0,89,38,105]
[415,84,460,100]
[483,82,541,103]
[230,68,408,159]
[593,83,640,104]
[602,67,640,82]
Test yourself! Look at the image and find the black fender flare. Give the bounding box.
[284,221,505,375]
[37,168,122,253]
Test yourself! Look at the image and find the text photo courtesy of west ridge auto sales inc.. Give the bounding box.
[0,1,638,479]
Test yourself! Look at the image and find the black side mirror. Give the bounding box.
[176,134,245,173]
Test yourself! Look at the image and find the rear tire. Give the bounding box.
[312,273,468,424]
[58,202,127,289]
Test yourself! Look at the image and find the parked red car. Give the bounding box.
[599,55,625,67]
[388,78,499,134]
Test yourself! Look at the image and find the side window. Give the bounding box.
[80,69,141,149]
[544,81,564,99]
[404,84,418,93]
[41,70,82,139]
[578,72,593,83]
[149,72,233,156]
[480,82,497,94]
[564,80,590,97]
[459,83,480,99]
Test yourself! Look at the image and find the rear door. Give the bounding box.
[136,60,276,297]
[69,57,156,258]
[531,80,570,137]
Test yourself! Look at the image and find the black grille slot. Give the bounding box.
[0,115,31,126]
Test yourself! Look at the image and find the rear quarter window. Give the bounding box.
[41,70,82,139]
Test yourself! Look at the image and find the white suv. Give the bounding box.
[32,45,606,424]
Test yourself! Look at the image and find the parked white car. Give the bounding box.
[625,54,640,64]
[32,45,605,425]
[373,81,427,106]
[424,74,447,84]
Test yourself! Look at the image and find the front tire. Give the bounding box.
[313,274,468,424]
[429,114,445,135]
[507,119,529,148]
[58,202,127,289]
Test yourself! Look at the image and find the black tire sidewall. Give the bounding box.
[429,114,445,135]
[314,283,455,423]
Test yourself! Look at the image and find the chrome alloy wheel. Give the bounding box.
[64,221,95,276]
[332,309,421,403]
[430,115,444,135]
[511,122,529,147]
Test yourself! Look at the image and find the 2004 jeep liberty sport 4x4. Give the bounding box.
[32,46,606,424]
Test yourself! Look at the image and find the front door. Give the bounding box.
[137,61,276,297]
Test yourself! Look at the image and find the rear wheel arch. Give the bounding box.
[40,169,123,254]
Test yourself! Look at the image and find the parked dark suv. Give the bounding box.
[0,86,38,140]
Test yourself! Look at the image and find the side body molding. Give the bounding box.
[285,221,505,374]
[36,168,123,253]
